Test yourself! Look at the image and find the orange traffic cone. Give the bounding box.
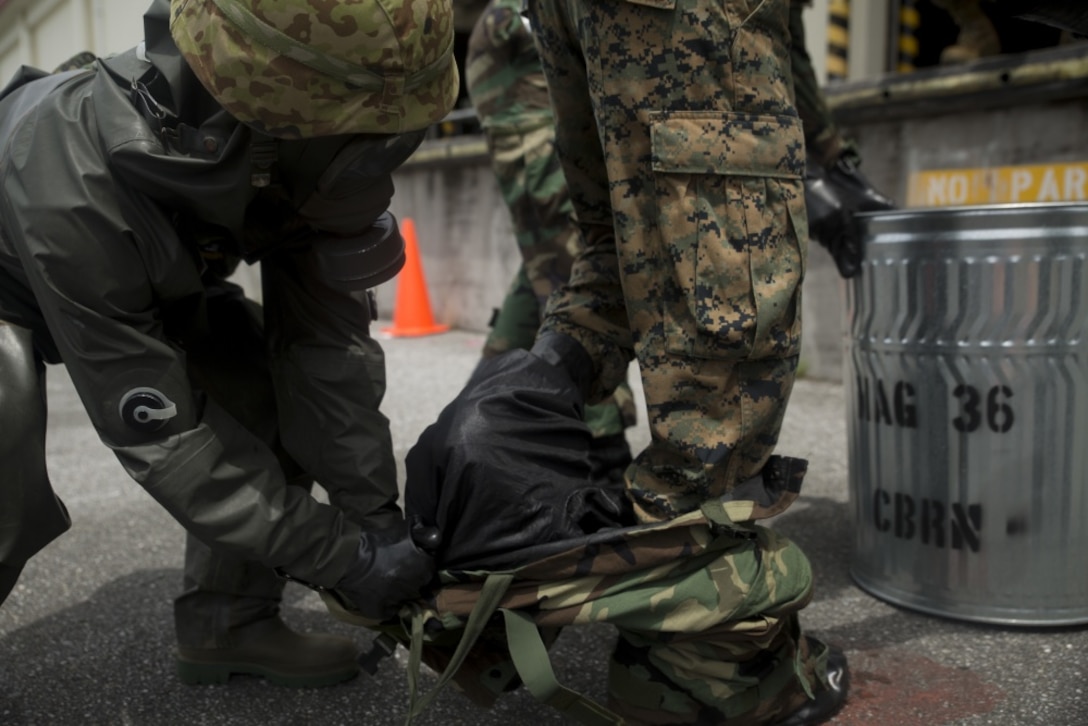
[381,217,449,337]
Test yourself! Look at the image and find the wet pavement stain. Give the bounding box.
[829,648,1003,725]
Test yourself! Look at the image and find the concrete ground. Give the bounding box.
[1,328,1085,726]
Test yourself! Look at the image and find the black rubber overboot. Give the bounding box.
[174,591,359,687]
[175,533,358,687]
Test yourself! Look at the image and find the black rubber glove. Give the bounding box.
[805,152,895,279]
[331,518,439,621]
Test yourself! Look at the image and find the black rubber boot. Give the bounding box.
[175,556,360,689]
[176,612,359,687]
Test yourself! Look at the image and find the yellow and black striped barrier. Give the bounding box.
[827,0,850,81]
[897,0,920,73]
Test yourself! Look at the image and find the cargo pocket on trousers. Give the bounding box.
[651,111,806,361]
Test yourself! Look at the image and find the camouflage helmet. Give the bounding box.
[169,0,459,139]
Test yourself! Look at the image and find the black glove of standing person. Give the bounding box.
[805,151,896,278]
[330,519,439,622]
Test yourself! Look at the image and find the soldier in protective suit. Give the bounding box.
[0,0,455,686]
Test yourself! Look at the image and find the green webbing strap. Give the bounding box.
[404,573,516,725]
[500,609,624,726]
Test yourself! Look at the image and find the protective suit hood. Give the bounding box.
[99,0,263,240]
[103,0,424,261]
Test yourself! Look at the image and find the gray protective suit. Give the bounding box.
[0,0,419,628]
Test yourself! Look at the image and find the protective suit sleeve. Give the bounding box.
[112,397,361,587]
[0,83,360,586]
[256,131,418,530]
[260,217,401,530]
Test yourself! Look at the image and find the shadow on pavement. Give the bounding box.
[0,567,615,725]
[4,498,1087,725]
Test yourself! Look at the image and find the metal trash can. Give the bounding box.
[846,202,1088,626]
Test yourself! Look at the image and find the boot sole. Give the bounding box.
[176,658,359,688]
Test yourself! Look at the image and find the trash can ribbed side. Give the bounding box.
[846,203,1088,626]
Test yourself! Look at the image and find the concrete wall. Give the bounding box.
[383,139,521,333]
[0,0,148,79]
[843,98,1088,209]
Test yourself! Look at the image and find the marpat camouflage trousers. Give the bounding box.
[528,0,808,523]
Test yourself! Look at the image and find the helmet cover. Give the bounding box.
[170,0,459,138]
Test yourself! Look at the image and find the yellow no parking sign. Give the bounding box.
[907,161,1088,207]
